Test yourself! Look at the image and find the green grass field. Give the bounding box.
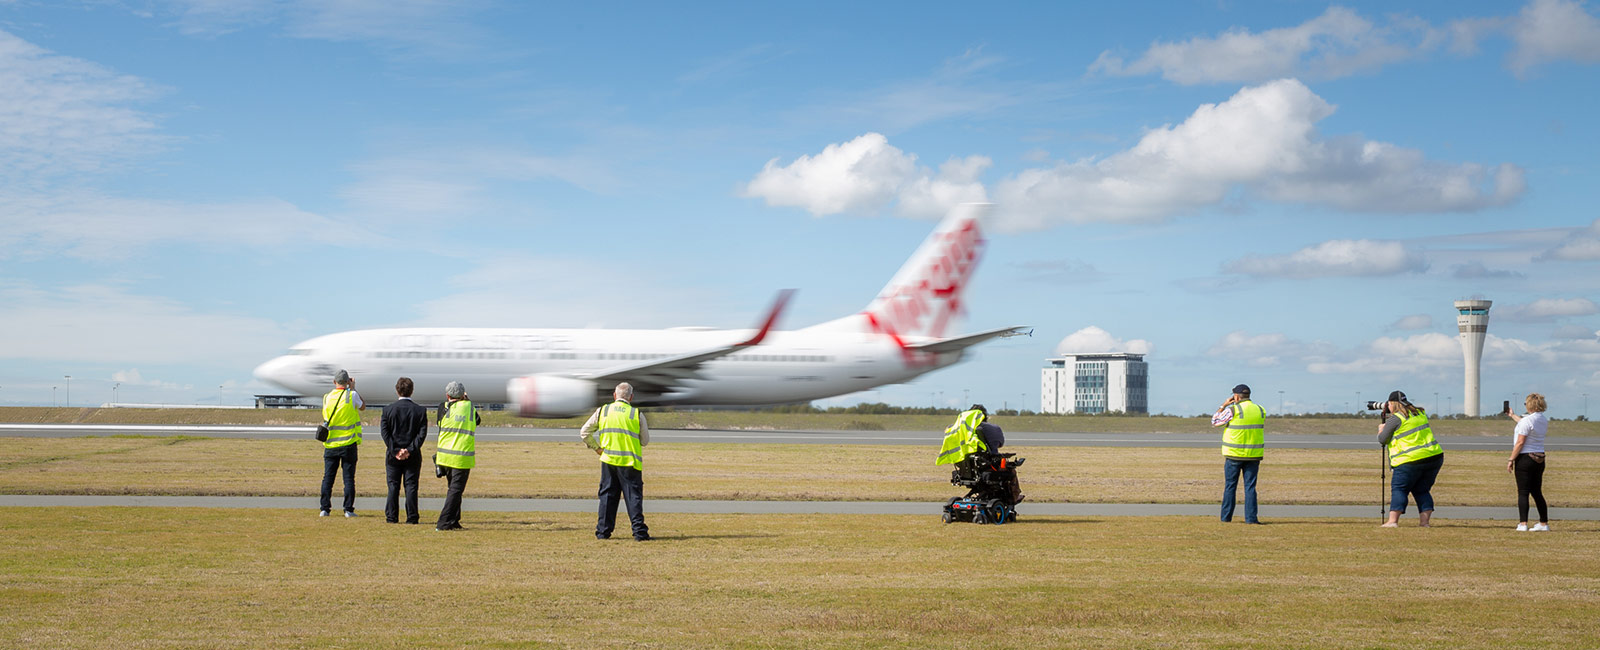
[7,406,1596,436]
[1,507,1595,649]
[2,437,1595,507]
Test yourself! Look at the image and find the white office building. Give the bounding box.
[1041,353,1148,414]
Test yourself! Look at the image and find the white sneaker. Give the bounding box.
[319,510,330,517]
[1531,522,1550,532]
[1516,523,1528,531]
[344,511,357,518]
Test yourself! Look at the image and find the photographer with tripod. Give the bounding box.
[1377,391,1444,528]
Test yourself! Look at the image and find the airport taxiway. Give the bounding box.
[4,423,1599,451]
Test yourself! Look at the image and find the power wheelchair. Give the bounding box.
[941,451,1025,525]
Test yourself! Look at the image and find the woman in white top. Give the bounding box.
[1505,392,1550,531]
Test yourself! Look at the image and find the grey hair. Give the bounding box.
[445,381,466,399]
[614,382,633,400]
[333,369,351,386]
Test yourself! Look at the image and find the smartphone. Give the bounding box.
[1502,400,1511,415]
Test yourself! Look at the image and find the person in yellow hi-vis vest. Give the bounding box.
[1378,390,1444,528]
[1212,384,1265,525]
[319,369,365,518]
[580,382,650,541]
[434,381,478,531]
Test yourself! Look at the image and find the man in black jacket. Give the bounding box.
[380,377,428,524]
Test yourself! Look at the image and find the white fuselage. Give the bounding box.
[253,322,962,406]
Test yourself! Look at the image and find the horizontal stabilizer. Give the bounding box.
[907,325,1031,354]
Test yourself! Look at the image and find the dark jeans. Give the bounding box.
[597,463,648,539]
[1221,458,1260,523]
[1515,454,1548,524]
[320,445,358,513]
[1390,453,1444,514]
[385,453,422,523]
[436,467,470,529]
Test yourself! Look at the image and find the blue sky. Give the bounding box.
[2,1,1598,418]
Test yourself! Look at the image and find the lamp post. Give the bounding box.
[52,386,57,407]
[1584,393,1589,420]
[1278,390,1284,415]
[1434,392,1439,415]
[113,383,120,404]
[962,388,969,407]
[64,375,71,408]
[1447,396,1453,416]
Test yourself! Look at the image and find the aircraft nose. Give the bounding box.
[253,356,296,391]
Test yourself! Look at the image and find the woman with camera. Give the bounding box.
[1378,391,1444,528]
[1506,393,1551,531]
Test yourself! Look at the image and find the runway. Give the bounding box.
[4,423,1599,451]
[4,494,1598,521]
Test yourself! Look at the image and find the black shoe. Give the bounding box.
[596,534,611,540]
[405,520,419,525]
[633,534,652,542]
[386,519,399,524]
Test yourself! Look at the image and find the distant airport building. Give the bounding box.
[1455,299,1492,417]
[1040,353,1148,414]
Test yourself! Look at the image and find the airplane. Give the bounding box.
[252,203,1029,417]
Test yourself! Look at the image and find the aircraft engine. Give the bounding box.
[507,375,600,418]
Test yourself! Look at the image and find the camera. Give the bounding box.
[1363,401,1387,411]
[433,453,446,478]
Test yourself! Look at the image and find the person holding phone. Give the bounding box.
[1506,393,1551,531]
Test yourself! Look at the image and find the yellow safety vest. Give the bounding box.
[596,401,643,470]
[935,409,988,465]
[321,388,362,449]
[436,399,477,469]
[1222,400,1265,459]
[1388,409,1442,467]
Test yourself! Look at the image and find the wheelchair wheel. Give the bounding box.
[972,508,988,525]
[941,510,952,524]
[986,499,1006,524]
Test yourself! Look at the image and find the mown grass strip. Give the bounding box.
[0,507,1595,649]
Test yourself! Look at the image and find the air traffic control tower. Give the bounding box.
[1455,299,1492,416]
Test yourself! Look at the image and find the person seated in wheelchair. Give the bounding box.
[937,404,1025,505]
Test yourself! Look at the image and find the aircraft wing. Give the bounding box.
[907,325,1031,355]
[581,290,795,396]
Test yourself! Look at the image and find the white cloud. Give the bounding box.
[0,283,306,367]
[340,148,620,220]
[1089,7,1422,84]
[1306,332,1600,375]
[1499,297,1600,322]
[1088,2,1600,83]
[1537,218,1600,261]
[1390,314,1434,330]
[110,369,189,392]
[742,133,989,217]
[410,254,742,329]
[168,0,492,56]
[992,80,1521,228]
[1054,326,1152,355]
[751,82,1522,229]
[1223,239,1428,278]
[1452,261,1525,279]
[1206,330,1335,368]
[0,29,165,180]
[1508,0,1600,74]
[0,192,377,260]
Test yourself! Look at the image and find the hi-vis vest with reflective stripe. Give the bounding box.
[1388,409,1442,467]
[597,401,643,470]
[321,388,362,449]
[936,409,988,465]
[1221,400,1265,459]
[436,400,477,469]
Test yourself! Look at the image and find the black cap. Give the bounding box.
[970,404,987,415]
[1232,384,1250,395]
[1388,390,1407,403]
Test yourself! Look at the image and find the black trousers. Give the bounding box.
[385,454,422,523]
[1515,454,1549,523]
[436,467,470,529]
[597,463,648,538]
[320,445,358,513]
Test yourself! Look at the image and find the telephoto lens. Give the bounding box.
[1364,401,1385,411]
